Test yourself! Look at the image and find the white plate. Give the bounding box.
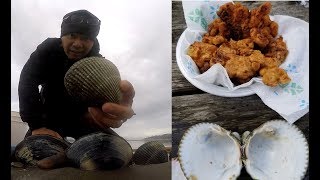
[176,30,254,97]
[176,15,308,97]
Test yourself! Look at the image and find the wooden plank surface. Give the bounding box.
[172,1,309,179]
[171,93,309,155]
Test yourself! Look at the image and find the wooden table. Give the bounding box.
[171,1,309,179]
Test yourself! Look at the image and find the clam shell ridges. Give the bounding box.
[178,123,242,180]
[15,135,70,165]
[64,57,121,106]
[132,141,169,165]
[66,132,133,170]
[244,120,309,180]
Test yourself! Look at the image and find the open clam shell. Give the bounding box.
[66,132,133,170]
[64,56,121,106]
[242,120,309,180]
[178,123,242,180]
[14,135,70,166]
[132,141,169,165]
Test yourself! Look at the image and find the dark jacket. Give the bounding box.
[18,38,102,138]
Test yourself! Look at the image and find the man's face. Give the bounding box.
[61,33,94,60]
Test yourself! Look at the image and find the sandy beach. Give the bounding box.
[12,162,171,180]
[11,111,172,179]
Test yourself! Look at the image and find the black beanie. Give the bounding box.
[61,10,100,39]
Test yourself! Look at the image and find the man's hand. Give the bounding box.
[32,127,63,139]
[88,80,135,129]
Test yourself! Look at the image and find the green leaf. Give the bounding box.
[195,17,200,23]
[201,18,208,31]
[195,9,200,15]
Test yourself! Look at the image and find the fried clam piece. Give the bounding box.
[202,34,227,46]
[199,62,211,73]
[249,2,272,29]
[260,25,277,43]
[229,38,254,56]
[188,1,290,86]
[224,50,265,83]
[258,56,291,87]
[248,2,280,49]
[259,16,279,38]
[249,22,279,49]
[263,36,289,64]
[261,57,282,68]
[217,2,250,40]
[250,28,270,48]
[259,67,291,87]
[269,21,279,37]
[187,42,218,73]
[210,43,237,67]
[208,18,230,38]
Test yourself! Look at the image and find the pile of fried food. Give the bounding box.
[187,2,290,87]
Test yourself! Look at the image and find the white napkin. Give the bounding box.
[181,1,309,123]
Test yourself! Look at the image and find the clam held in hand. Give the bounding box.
[64,56,121,106]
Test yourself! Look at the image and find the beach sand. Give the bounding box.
[11,111,172,179]
[11,162,171,180]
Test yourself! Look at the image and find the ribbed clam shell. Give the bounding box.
[243,120,309,180]
[15,135,70,165]
[66,132,133,170]
[132,141,169,165]
[178,123,242,180]
[64,56,121,106]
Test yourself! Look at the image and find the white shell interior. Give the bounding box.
[244,120,308,180]
[179,123,242,180]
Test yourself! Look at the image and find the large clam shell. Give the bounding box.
[242,120,309,180]
[132,141,169,165]
[64,56,121,106]
[178,123,242,180]
[66,132,133,170]
[14,135,70,165]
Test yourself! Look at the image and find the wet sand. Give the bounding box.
[11,162,171,180]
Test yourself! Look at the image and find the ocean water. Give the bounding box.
[11,120,172,152]
[127,140,172,150]
[11,114,172,150]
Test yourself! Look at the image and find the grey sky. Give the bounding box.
[11,0,171,139]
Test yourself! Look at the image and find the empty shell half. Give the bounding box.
[242,120,309,180]
[64,56,121,106]
[178,123,242,180]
